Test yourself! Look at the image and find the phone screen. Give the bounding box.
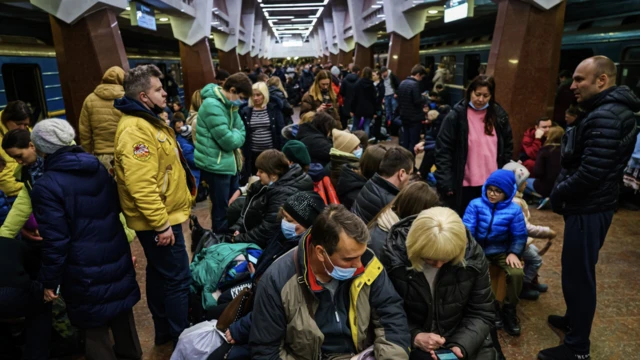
[434,349,458,360]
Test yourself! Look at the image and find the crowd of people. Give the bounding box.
[0,54,638,360]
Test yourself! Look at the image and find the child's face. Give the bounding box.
[174,120,185,133]
[486,185,506,204]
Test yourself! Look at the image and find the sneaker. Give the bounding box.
[538,344,588,360]
[532,275,548,293]
[520,283,540,300]
[537,197,550,210]
[502,305,521,336]
[548,315,570,333]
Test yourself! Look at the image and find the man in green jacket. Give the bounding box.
[194,73,252,233]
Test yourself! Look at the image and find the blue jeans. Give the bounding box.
[201,170,240,233]
[353,116,372,136]
[0,281,52,360]
[384,95,397,122]
[137,225,191,341]
[401,122,423,155]
[522,244,542,283]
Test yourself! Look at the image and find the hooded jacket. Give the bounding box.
[328,148,360,188]
[79,66,125,155]
[249,233,410,360]
[231,164,313,248]
[435,101,513,214]
[296,122,333,166]
[462,170,528,256]
[194,83,246,175]
[340,73,359,115]
[113,96,195,231]
[352,173,400,224]
[31,146,140,328]
[396,77,426,124]
[381,216,496,360]
[551,86,640,215]
[268,85,294,124]
[336,165,367,210]
[351,77,377,118]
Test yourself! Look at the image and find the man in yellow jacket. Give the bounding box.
[113,64,195,345]
[0,101,31,198]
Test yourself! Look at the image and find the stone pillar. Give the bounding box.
[49,8,128,134]
[329,53,339,66]
[179,39,215,109]
[354,43,373,69]
[387,33,420,79]
[338,49,354,66]
[218,48,241,74]
[487,0,566,158]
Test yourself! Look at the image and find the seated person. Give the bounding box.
[282,140,310,173]
[249,205,410,359]
[368,182,440,257]
[352,146,414,224]
[327,129,361,187]
[382,207,496,360]
[336,144,389,210]
[231,150,313,248]
[462,169,527,337]
[296,112,336,167]
[519,116,553,173]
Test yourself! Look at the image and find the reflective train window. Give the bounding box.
[464,54,481,87]
[423,56,435,73]
[439,55,456,84]
[1,64,47,124]
[621,46,640,98]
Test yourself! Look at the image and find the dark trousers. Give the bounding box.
[201,170,240,233]
[137,225,191,342]
[562,211,614,355]
[0,282,52,360]
[486,253,524,306]
[419,150,436,178]
[401,122,422,155]
[460,186,482,216]
[85,309,142,360]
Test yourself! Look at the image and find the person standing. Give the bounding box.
[539,56,640,360]
[381,67,399,126]
[79,66,125,174]
[396,65,428,153]
[350,67,377,136]
[114,65,196,346]
[339,66,360,130]
[0,100,31,198]
[300,70,340,125]
[552,70,575,128]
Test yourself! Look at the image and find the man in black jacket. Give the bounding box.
[396,64,427,153]
[540,56,640,360]
[339,65,360,129]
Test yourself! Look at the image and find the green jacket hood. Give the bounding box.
[201,83,232,108]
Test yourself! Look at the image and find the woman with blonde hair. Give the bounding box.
[239,82,285,178]
[186,89,202,142]
[381,207,496,360]
[368,181,440,257]
[299,70,340,125]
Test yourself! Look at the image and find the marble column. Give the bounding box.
[330,53,339,66]
[218,47,241,74]
[179,39,215,109]
[238,53,248,70]
[49,8,128,134]
[338,49,354,66]
[487,0,566,158]
[387,33,420,80]
[354,43,373,69]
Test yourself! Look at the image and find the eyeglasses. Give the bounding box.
[487,187,504,196]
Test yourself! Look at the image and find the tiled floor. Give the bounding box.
[130,202,640,360]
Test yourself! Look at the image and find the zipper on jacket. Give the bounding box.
[483,205,497,249]
[241,185,267,232]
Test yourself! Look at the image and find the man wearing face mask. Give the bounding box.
[352,147,415,224]
[249,205,410,360]
[114,64,197,345]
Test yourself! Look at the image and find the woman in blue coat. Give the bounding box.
[29,119,142,360]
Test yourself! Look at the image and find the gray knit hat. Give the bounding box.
[31,118,76,154]
[283,192,325,229]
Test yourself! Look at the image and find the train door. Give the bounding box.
[620,46,640,98]
[464,54,481,87]
[1,64,47,124]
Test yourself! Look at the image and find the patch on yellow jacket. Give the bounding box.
[133,143,151,161]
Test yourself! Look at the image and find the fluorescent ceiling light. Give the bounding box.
[159,17,169,21]
[260,1,328,7]
[372,5,381,8]
[428,10,438,14]
[125,6,130,10]
[262,7,322,11]
[291,18,314,21]
[265,16,294,19]
[377,14,385,17]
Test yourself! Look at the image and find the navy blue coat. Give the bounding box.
[31,146,140,329]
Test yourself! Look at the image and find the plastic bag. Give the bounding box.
[170,320,225,360]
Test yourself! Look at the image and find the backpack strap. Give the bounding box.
[293,248,315,318]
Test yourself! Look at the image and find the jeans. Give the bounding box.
[486,253,524,306]
[0,281,52,360]
[524,178,542,198]
[384,95,397,122]
[201,170,240,233]
[401,122,422,155]
[353,116,372,136]
[137,225,191,342]
[522,244,542,283]
[562,211,614,355]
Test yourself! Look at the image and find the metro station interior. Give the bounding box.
[0,0,639,359]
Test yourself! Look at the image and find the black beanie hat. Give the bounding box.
[283,192,325,229]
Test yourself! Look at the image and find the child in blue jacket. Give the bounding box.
[462,169,527,337]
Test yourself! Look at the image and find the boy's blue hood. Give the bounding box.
[482,169,517,209]
[114,96,159,119]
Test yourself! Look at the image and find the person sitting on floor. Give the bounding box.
[336,143,389,210]
[327,129,361,187]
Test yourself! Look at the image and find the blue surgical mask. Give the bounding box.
[322,249,357,281]
[353,148,363,159]
[281,219,298,239]
[469,101,490,111]
[230,99,244,107]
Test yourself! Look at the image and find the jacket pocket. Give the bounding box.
[161,165,172,195]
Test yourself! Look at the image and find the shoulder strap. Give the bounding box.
[293,249,315,318]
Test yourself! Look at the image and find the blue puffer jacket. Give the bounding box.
[31,146,140,329]
[462,169,527,257]
[176,134,201,186]
[0,189,9,225]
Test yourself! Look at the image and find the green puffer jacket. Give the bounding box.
[195,83,246,175]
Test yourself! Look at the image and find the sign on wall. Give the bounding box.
[444,0,475,23]
[130,2,157,31]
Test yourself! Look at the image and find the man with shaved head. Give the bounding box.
[539,56,639,360]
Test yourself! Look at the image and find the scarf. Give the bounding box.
[377,208,400,232]
[27,156,45,184]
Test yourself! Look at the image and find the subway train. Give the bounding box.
[0,36,219,122]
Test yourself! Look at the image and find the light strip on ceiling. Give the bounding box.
[290,18,314,21]
[260,1,328,7]
[265,16,294,19]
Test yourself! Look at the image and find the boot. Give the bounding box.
[520,282,540,300]
[502,305,521,336]
[494,301,503,329]
[547,315,570,334]
[538,344,587,360]
[532,274,548,293]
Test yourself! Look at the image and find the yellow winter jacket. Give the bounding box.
[79,66,125,155]
[114,109,194,232]
[0,116,25,197]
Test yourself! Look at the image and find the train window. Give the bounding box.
[439,55,456,84]
[464,54,481,86]
[1,64,47,125]
[170,63,183,87]
[620,47,640,98]
[423,56,435,72]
